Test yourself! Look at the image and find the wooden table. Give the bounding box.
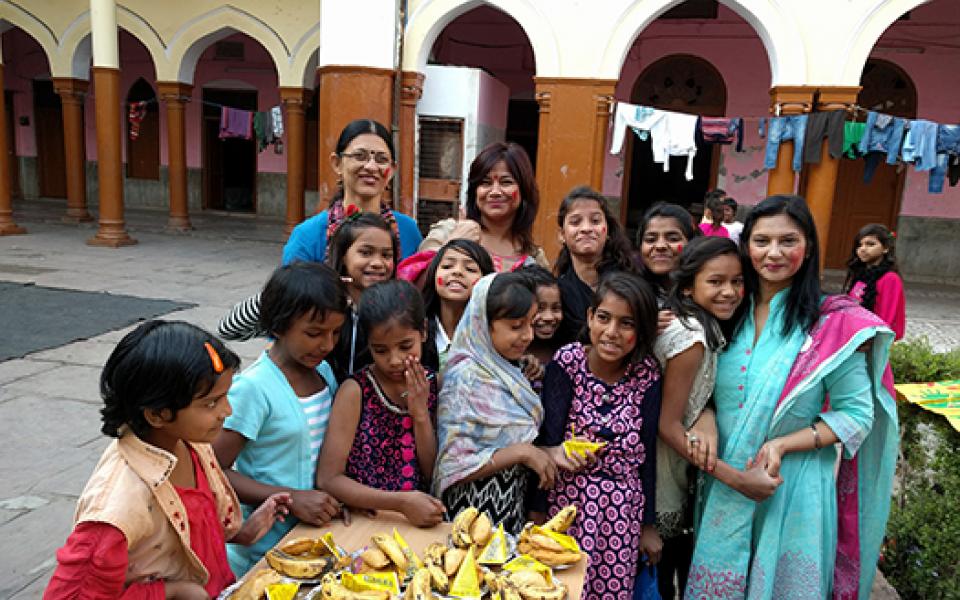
[251,511,586,599]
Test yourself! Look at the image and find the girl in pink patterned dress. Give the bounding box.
[538,272,663,600]
[317,280,444,527]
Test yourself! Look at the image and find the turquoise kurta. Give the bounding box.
[686,290,887,600]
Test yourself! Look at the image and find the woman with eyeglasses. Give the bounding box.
[283,119,423,264]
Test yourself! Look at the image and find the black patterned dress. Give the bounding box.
[539,343,662,600]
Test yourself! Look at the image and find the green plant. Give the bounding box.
[880,338,960,599]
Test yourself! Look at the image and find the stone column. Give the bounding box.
[0,58,26,236]
[398,71,424,217]
[88,0,135,246]
[52,78,93,223]
[316,65,394,210]
[533,78,617,260]
[804,86,861,268]
[157,82,193,231]
[280,86,309,234]
[765,86,817,197]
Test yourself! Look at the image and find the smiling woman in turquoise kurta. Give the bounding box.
[685,196,898,600]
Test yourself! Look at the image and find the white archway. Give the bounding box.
[837,0,931,85]
[402,0,559,75]
[60,7,166,81]
[599,0,807,85]
[289,26,320,88]
[166,6,286,84]
[0,5,57,71]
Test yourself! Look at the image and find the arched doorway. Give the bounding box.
[623,54,727,231]
[125,78,159,180]
[821,59,916,268]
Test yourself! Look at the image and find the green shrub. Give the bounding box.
[880,338,960,599]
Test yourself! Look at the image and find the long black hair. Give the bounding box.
[665,236,740,351]
[465,142,539,255]
[843,223,898,312]
[422,239,495,321]
[589,272,659,365]
[259,262,349,338]
[737,194,822,336]
[553,185,636,278]
[636,202,700,292]
[100,321,240,439]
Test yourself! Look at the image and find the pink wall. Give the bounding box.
[872,0,960,218]
[2,27,51,158]
[602,6,772,207]
[477,71,509,129]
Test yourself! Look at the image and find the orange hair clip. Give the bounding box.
[204,342,224,373]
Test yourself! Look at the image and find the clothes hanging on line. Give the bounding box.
[929,124,960,193]
[803,110,846,164]
[219,107,253,140]
[610,102,697,181]
[127,101,148,141]
[698,117,744,152]
[760,115,807,172]
[859,112,906,183]
[842,122,866,159]
[271,106,284,139]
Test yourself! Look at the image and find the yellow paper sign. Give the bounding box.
[532,525,581,552]
[449,546,482,599]
[478,523,508,565]
[392,528,424,570]
[562,438,606,459]
[503,555,553,585]
[319,532,347,560]
[341,571,401,595]
[265,583,299,600]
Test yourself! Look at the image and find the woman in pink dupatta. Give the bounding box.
[685,196,898,600]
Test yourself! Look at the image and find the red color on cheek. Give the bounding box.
[383,166,392,179]
[677,244,683,254]
[437,276,443,286]
[626,333,635,345]
[511,190,519,201]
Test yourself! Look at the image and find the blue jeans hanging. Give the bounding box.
[762,115,807,172]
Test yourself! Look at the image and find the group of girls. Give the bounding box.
[46,116,903,600]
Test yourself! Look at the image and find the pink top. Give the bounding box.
[873,271,906,340]
[699,222,730,238]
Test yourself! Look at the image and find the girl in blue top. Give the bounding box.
[283,119,422,264]
[213,262,348,575]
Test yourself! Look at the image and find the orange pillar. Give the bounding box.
[53,78,93,223]
[398,71,424,217]
[0,63,26,235]
[88,67,135,246]
[157,82,193,231]
[765,86,817,196]
[804,86,861,270]
[280,86,309,234]
[316,66,394,210]
[533,77,616,260]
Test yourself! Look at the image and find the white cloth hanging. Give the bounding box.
[610,101,698,181]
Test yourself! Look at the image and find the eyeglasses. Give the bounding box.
[341,149,392,165]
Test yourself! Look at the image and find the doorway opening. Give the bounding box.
[201,88,257,212]
[32,80,66,199]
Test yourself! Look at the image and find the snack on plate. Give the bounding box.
[451,506,480,548]
[358,547,391,572]
[319,573,391,600]
[371,533,408,573]
[478,523,509,565]
[541,505,577,534]
[517,523,583,568]
[469,512,493,547]
[264,582,299,600]
[503,555,553,585]
[402,567,432,600]
[423,541,447,565]
[341,571,401,596]
[392,528,424,570]
[443,547,467,577]
[233,569,283,600]
[265,535,348,579]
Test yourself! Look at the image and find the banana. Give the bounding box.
[425,561,449,593]
[517,542,583,567]
[359,547,391,570]
[528,533,565,553]
[443,547,466,577]
[502,587,524,600]
[234,569,282,600]
[404,568,432,600]
[451,506,479,547]
[371,534,408,572]
[265,547,337,578]
[279,536,320,555]
[469,512,493,547]
[423,541,447,565]
[542,505,577,533]
[506,570,548,589]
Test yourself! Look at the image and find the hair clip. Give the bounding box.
[204,342,224,373]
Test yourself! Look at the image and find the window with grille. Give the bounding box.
[417,117,464,233]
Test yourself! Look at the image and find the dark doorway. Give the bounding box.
[126,78,160,180]
[32,80,66,199]
[622,54,727,236]
[5,91,20,198]
[506,99,539,168]
[306,86,319,193]
[202,88,257,212]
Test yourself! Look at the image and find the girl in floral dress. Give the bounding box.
[317,280,445,527]
[538,272,663,600]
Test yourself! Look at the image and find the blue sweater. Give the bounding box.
[282,209,423,265]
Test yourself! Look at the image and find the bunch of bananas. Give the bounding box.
[318,573,391,600]
[423,541,470,578]
[358,533,409,574]
[401,567,433,600]
[450,506,493,548]
[486,569,569,600]
[265,537,341,579]
[517,506,583,567]
[233,569,283,600]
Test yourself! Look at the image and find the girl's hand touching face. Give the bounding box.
[402,357,431,422]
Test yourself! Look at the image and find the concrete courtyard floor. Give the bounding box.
[2,199,954,597]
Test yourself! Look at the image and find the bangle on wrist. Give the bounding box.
[810,423,822,450]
